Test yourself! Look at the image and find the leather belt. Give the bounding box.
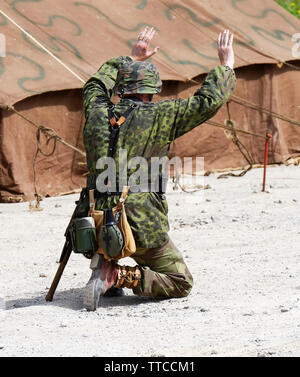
[75,186,166,207]
[93,184,165,198]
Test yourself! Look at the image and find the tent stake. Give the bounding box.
[262,133,272,192]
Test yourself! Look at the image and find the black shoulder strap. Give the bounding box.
[107,103,137,158]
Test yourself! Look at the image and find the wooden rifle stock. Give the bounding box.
[45,189,87,302]
[45,237,72,302]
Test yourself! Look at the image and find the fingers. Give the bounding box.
[218,29,234,47]
[223,30,229,46]
[137,26,156,44]
[218,30,228,46]
[132,26,159,60]
[218,32,222,46]
[138,27,147,41]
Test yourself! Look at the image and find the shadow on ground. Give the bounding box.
[4,288,168,311]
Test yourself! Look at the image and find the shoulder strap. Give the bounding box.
[88,189,95,214]
[107,103,137,159]
[120,185,130,202]
[108,103,137,128]
[115,185,130,211]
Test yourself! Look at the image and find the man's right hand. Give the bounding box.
[130,26,159,62]
[218,29,234,69]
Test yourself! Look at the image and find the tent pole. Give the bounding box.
[262,133,272,192]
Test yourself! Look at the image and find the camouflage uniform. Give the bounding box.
[82,56,236,298]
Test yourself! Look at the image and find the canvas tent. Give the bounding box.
[0,0,299,202]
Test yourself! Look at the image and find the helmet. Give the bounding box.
[114,60,162,96]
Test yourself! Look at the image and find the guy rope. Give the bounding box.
[7,105,86,209]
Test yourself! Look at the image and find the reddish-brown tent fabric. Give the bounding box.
[171,61,300,171]
[0,0,300,202]
[0,90,87,202]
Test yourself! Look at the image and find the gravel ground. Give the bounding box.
[0,165,300,357]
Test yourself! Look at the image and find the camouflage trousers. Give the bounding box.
[130,238,193,298]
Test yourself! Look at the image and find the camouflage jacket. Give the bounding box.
[82,56,236,249]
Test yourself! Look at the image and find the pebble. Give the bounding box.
[280,308,289,313]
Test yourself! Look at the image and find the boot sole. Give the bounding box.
[83,280,99,311]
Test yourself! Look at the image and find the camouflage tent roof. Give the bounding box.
[0,0,299,106]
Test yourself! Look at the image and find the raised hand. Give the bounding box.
[218,30,234,69]
[130,26,159,61]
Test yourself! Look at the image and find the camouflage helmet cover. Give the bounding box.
[114,60,162,95]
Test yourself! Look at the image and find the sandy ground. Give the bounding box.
[0,165,300,357]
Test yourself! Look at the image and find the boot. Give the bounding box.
[103,287,125,297]
[83,254,141,311]
[83,254,119,311]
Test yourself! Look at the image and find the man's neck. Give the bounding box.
[122,94,152,102]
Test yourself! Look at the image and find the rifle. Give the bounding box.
[45,188,87,302]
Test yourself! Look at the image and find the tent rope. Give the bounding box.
[32,126,57,209]
[0,9,86,84]
[7,105,86,209]
[170,101,264,192]
[230,94,300,127]
[189,78,300,128]
[205,118,265,139]
[217,102,255,179]
[7,106,86,157]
